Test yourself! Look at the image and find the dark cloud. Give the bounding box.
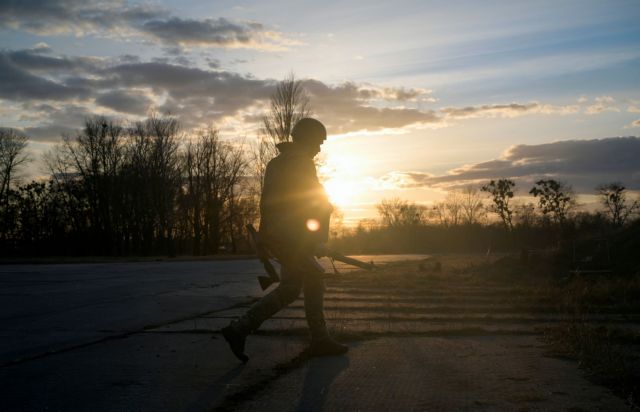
[0,0,293,50]
[0,0,166,35]
[2,45,586,144]
[153,55,192,66]
[441,102,578,118]
[2,46,100,74]
[207,59,221,69]
[103,62,273,124]
[1,45,436,136]
[23,124,79,142]
[5,51,442,140]
[383,137,640,193]
[0,45,513,142]
[0,49,275,138]
[117,54,141,64]
[140,17,273,48]
[303,80,440,133]
[441,103,537,118]
[21,104,94,142]
[0,53,90,101]
[95,90,152,115]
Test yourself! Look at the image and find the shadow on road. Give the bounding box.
[296,354,350,412]
[186,364,245,412]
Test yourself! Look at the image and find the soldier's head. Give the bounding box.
[291,118,326,156]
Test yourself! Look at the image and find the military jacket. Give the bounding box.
[259,142,332,253]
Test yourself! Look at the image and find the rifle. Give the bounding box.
[246,223,375,291]
[246,224,280,290]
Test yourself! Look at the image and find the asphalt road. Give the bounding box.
[0,255,421,367]
[0,260,264,367]
[0,255,629,411]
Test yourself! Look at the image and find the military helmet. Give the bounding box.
[291,118,326,145]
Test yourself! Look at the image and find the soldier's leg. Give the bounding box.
[223,264,303,362]
[303,259,348,356]
[303,269,329,340]
[229,264,303,336]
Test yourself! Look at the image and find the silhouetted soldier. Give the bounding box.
[222,118,348,362]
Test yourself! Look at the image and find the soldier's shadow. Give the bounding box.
[295,352,351,412]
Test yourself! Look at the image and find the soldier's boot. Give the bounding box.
[303,270,347,356]
[221,325,248,363]
[309,337,349,357]
[221,283,297,363]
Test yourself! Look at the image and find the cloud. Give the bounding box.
[0,0,164,35]
[380,137,640,192]
[140,17,297,50]
[21,104,95,142]
[303,80,440,134]
[1,45,620,144]
[630,120,640,128]
[585,96,620,115]
[2,45,102,75]
[0,53,91,101]
[379,171,436,189]
[102,62,273,125]
[2,49,443,139]
[0,0,296,51]
[355,84,434,102]
[441,102,579,119]
[95,90,152,115]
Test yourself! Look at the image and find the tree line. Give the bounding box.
[332,179,639,254]
[0,73,313,257]
[0,116,253,256]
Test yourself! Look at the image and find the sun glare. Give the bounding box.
[319,150,369,209]
[323,178,359,208]
[306,219,321,232]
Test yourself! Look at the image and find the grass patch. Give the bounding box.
[543,324,640,409]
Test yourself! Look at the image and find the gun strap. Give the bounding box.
[329,257,340,275]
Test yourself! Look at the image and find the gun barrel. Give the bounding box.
[327,250,375,271]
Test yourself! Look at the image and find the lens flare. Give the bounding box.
[306,219,320,231]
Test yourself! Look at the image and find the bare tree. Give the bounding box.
[252,73,311,196]
[597,182,638,227]
[249,132,277,197]
[43,143,75,184]
[460,186,485,225]
[377,198,425,228]
[513,202,537,228]
[63,117,127,253]
[529,179,575,225]
[263,72,311,144]
[431,191,464,227]
[0,129,30,241]
[0,129,30,207]
[482,179,515,230]
[137,114,182,254]
[182,128,246,254]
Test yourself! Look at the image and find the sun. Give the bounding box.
[319,148,368,209]
[323,178,358,208]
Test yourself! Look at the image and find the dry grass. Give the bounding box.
[328,253,640,408]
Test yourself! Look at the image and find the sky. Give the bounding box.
[1,0,640,224]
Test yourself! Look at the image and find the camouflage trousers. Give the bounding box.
[230,254,328,340]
